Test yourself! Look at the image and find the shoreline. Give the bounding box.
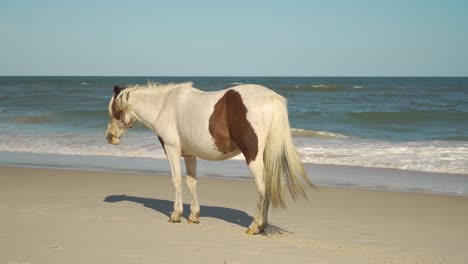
[1,151,468,197]
[1,166,467,263]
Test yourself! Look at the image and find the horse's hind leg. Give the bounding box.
[184,155,200,223]
[246,155,271,235]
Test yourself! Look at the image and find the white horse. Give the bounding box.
[105,81,312,235]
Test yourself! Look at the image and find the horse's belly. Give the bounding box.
[204,149,242,161]
[183,144,241,161]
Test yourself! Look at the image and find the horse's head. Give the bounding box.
[105,85,135,145]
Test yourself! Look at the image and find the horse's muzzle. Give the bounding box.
[106,132,120,145]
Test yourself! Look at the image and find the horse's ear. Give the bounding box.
[113,85,122,96]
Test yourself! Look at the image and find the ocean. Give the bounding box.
[1,76,467,194]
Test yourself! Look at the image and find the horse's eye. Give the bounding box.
[117,120,127,129]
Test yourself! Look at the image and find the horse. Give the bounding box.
[105,81,312,235]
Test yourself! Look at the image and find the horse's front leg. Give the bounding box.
[184,155,200,224]
[165,146,183,223]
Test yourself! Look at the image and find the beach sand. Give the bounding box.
[1,166,467,264]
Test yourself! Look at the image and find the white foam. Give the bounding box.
[0,132,467,175]
[312,84,327,88]
[291,128,348,139]
[296,139,468,174]
[0,132,167,160]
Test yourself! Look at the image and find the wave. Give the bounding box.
[280,84,346,91]
[283,84,367,91]
[306,84,345,91]
[291,128,348,139]
[350,110,468,123]
[0,132,466,175]
[296,140,468,175]
[60,109,107,118]
[4,110,108,125]
[6,113,63,124]
[311,84,342,90]
[444,86,468,92]
[81,82,92,86]
[445,135,468,141]
[230,82,244,85]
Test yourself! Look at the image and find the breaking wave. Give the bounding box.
[291,128,348,139]
[0,132,466,175]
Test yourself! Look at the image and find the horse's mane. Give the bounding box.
[112,81,194,116]
[126,81,194,90]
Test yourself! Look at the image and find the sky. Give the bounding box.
[1,0,467,76]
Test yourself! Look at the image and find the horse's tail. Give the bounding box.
[264,95,314,208]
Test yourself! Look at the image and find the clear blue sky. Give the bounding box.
[1,0,467,76]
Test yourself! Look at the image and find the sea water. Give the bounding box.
[1,77,467,194]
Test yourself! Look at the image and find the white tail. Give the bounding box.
[264,96,314,208]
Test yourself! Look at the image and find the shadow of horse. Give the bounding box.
[104,194,253,228]
[104,194,291,235]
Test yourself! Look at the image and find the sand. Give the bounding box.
[1,166,467,264]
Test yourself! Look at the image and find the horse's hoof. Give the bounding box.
[167,218,181,223]
[245,228,258,235]
[187,218,200,224]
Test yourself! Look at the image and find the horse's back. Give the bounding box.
[226,84,285,126]
[228,84,285,103]
[174,84,283,120]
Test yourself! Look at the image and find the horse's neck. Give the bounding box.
[128,87,171,131]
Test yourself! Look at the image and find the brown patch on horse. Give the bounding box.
[209,89,258,164]
[209,92,238,153]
